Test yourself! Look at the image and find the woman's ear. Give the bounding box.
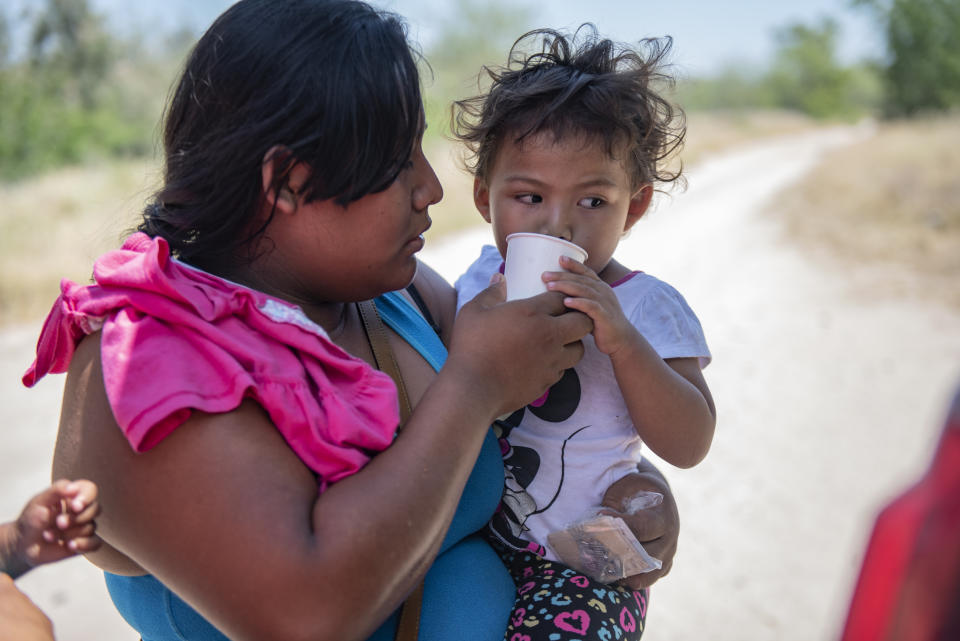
[473,176,492,223]
[624,184,654,233]
[261,145,303,215]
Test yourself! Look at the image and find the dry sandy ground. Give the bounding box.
[3,125,959,640]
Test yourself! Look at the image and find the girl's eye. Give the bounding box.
[579,197,605,208]
[518,194,542,204]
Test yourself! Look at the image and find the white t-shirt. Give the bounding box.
[455,244,711,559]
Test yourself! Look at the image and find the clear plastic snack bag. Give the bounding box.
[546,491,664,584]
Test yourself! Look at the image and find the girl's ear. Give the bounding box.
[473,176,492,223]
[261,145,303,215]
[624,184,654,233]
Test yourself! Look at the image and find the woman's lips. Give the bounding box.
[405,233,425,253]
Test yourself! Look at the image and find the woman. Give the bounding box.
[24,1,678,639]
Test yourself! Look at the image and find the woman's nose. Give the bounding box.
[413,156,443,211]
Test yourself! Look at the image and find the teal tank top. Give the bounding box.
[105,291,513,640]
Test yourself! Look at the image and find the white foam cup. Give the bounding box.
[503,232,588,301]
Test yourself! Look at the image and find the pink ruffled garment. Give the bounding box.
[23,232,400,490]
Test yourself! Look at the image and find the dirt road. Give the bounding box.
[3,124,958,640]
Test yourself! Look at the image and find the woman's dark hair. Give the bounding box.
[453,25,685,190]
[139,0,423,267]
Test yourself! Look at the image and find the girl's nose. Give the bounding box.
[542,205,573,241]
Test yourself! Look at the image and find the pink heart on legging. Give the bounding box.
[634,590,647,618]
[619,607,636,632]
[554,609,591,635]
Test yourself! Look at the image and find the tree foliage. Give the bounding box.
[0,0,540,177]
[0,0,170,181]
[421,0,539,137]
[854,0,960,116]
[766,19,856,117]
[677,18,881,119]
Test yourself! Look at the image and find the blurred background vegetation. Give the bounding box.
[1,0,958,324]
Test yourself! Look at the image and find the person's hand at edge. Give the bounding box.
[0,573,55,641]
[0,480,101,579]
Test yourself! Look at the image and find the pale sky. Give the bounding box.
[31,0,886,77]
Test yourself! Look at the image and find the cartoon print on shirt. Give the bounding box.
[526,367,581,422]
[489,368,588,554]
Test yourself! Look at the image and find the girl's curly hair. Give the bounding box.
[452,25,686,190]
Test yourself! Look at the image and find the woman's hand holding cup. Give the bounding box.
[446,273,592,419]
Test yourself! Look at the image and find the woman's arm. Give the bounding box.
[53,334,492,641]
[600,459,680,590]
[55,282,591,641]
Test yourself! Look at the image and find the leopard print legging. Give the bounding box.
[492,540,649,641]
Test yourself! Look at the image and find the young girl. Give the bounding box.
[453,27,717,640]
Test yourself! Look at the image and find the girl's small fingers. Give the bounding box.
[65,479,98,504]
[561,299,602,324]
[50,479,73,494]
[562,297,605,315]
[58,522,97,541]
[558,255,595,276]
[562,299,619,330]
[70,499,101,523]
[546,278,604,301]
[541,269,576,284]
[66,535,102,553]
[544,267,595,285]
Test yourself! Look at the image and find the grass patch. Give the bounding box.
[681,109,823,165]
[0,159,159,326]
[774,114,960,308]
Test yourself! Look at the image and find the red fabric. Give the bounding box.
[840,391,960,641]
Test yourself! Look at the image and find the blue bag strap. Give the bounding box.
[374,290,447,373]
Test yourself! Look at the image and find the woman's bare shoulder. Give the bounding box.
[54,332,118,483]
[413,259,456,343]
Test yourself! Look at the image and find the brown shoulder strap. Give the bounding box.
[395,581,424,641]
[355,299,423,641]
[356,299,413,424]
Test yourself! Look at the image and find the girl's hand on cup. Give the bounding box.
[544,256,635,358]
[446,273,592,418]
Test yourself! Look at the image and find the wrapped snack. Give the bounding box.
[547,501,663,584]
[625,490,663,512]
